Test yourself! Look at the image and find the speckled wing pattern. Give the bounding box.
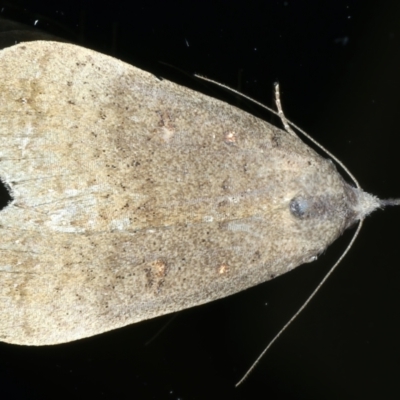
[0,42,378,344]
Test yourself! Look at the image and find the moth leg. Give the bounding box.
[274,83,297,137]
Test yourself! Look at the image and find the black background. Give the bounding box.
[0,1,400,399]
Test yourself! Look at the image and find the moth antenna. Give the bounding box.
[194,75,282,118]
[235,220,364,387]
[273,82,297,137]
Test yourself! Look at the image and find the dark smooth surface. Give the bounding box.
[0,1,399,399]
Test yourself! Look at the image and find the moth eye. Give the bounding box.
[290,196,309,219]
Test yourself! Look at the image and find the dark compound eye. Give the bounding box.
[290,196,309,219]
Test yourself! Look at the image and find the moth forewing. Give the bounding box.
[0,41,387,345]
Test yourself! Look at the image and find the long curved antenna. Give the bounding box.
[235,220,363,386]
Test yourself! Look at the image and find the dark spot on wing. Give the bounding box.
[0,178,13,210]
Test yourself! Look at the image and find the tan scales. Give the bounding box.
[0,41,385,345]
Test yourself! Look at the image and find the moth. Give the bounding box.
[0,41,394,346]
